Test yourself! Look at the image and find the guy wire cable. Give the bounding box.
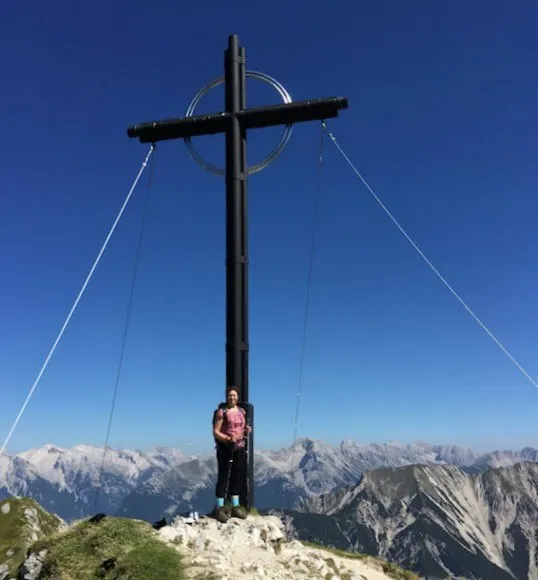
[323,123,538,391]
[288,122,325,507]
[0,145,156,458]
[93,146,157,513]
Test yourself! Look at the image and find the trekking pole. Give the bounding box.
[244,430,250,511]
[224,448,235,504]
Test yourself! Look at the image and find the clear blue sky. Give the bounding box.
[1,1,537,456]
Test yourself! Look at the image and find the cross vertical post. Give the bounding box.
[239,44,253,510]
[126,33,348,513]
[224,35,252,508]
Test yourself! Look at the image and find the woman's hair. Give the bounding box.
[226,385,240,397]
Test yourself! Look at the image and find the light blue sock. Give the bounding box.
[232,495,239,507]
[216,497,224,508]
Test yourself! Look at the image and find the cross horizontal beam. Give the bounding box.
[126,96,348,143]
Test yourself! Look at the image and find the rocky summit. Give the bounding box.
[158,512,418,580]
[0,496,417,580]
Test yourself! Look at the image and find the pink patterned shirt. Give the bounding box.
[216,406,246,449]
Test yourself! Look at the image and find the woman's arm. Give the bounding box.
[213,416,232,443]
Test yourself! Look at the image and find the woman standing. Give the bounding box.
[212,386,252,523]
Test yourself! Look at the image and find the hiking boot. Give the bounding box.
[213,506,230,523]
[231,505,248,519]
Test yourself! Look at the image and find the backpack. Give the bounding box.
[213,402,229,447]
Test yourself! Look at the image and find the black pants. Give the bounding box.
[215,444,246,499]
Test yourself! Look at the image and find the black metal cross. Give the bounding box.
[127,34,347,511]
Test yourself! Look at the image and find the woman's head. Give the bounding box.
[226,386,239,406]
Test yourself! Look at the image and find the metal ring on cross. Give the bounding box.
[184,70,293,176]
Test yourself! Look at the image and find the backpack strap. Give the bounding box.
[214,403,229,448]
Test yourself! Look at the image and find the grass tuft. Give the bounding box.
[0,497,63,576]
[28,515,185,579]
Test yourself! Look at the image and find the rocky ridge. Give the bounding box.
[279,461,538,579]
[158,512,418,580]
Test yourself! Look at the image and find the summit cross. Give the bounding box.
[127,33,348,510]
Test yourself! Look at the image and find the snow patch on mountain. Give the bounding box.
[17,443,186,488]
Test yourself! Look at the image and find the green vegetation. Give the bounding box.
[1,497,185,579]
[30,516,185,579]
[0,497,63,576]
[301,541,421,580]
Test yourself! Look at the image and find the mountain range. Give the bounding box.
[1,438,537,522]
